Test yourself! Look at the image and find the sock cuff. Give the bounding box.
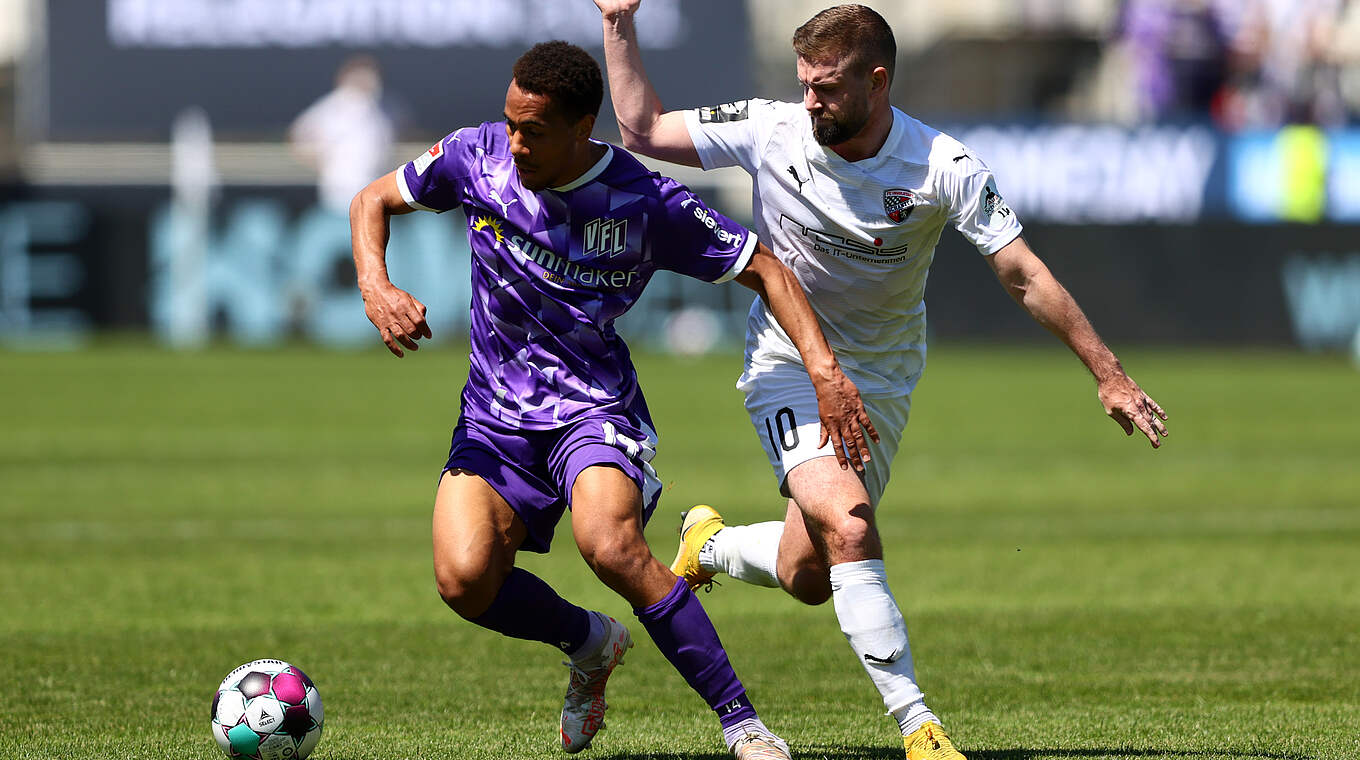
[829,558,887,589]
[633,576,689,620]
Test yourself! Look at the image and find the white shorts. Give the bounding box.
[737,361,910,507]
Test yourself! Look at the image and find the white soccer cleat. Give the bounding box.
[730,730,792,760]
[559,614,633,754]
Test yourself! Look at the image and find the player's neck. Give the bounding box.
[828,106,893,163]
[557,142,609,188]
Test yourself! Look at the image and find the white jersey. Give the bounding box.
[685,99,1023,397]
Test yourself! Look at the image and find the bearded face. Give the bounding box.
[810,89,870,146]
[797,56,874,147]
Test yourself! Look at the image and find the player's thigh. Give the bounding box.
[432,469,526,602]
[569,464,646,548]
[556,413,662,563]
[785,456,883,562]
[570,464,675,606]
[743,367,906,505]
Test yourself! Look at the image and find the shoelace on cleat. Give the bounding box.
[731,733,788,760]
[561,662,610,742]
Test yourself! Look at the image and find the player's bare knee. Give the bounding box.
[820,509,882,563]
[433,556,499,618]
[577,531,649,582]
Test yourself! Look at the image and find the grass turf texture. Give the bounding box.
[1,342,1357,760]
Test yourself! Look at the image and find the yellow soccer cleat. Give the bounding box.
[668,505,726,590]
[904,722,966,760]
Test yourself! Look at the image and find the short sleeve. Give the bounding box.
[683,99,778,174]
[396,128,475,213]
[649,179,757,284]
[946,165,1024,255]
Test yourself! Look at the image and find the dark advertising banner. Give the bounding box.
[3,184,1358,352]
[40,0,752,140]
[925,223,1359,350]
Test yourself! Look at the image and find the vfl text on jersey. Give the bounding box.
[583,217,628,258]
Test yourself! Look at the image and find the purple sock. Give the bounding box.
[635,577,758,728]
[469,568,591,654]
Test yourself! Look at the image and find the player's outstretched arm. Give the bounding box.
[734,244,879,470]
[350,171,431,358]
[986,236,1170,448]
[595,0,702,166]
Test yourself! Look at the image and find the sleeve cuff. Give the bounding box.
[980,225,1023,256]
[396,166,437,212]
[712,232,759,284]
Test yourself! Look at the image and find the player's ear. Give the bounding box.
[870,66,890,96]
[575,113,597,142]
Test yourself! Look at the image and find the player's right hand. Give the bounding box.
[813,370,879,472]
[360,283,431,358]
[594,0,641,18]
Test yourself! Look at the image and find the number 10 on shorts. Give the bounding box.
[765,406,799,453]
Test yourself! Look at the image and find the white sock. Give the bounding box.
[698,522,782,588]
[721,716,780,752]
[567,611,607,664]
[828,559,938,736]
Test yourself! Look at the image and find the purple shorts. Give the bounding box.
[442,408,663,554]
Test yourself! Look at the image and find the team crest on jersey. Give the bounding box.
[883,188,917,224]
[583,217,628,258]
[413,141,444,176]
[697,101,750,124]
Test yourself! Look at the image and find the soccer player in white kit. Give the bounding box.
[596,4,1170,758]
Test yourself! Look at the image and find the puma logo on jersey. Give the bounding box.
[786,165,809,194]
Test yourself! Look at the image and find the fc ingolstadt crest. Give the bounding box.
[883,188,916,223]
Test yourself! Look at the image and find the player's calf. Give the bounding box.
[776,552,832,605]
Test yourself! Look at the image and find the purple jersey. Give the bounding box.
[397,123,757,429]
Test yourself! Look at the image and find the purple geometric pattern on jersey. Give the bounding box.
[401,123,752,430]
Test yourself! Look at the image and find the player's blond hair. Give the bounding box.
[792,4,896,82]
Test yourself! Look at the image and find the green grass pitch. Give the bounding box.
[2,341,1357,759]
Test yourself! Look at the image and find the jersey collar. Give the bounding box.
[811,108,906,172]
[550,141,613,192]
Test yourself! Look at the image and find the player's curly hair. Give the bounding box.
[511,41,604,123]
[793,4,896,83]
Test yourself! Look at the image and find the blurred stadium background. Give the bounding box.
[2,0,1359,354]
[3,4,1360,759]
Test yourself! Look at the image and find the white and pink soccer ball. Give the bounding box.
[211,659,324,760]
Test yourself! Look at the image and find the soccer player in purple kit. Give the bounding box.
[349,42,874,759]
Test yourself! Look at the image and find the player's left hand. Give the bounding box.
[813,370,879,472]
[594,0,642,19]
[1098,374,1169,448]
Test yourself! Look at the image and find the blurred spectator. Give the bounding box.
[1115,0,1235,122]
[1216,0,1348,128]
[289,56,395,214]
[1104,0,1358,129]
[1332,0,1360,117]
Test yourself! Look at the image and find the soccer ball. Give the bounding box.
[211,659,324,760]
